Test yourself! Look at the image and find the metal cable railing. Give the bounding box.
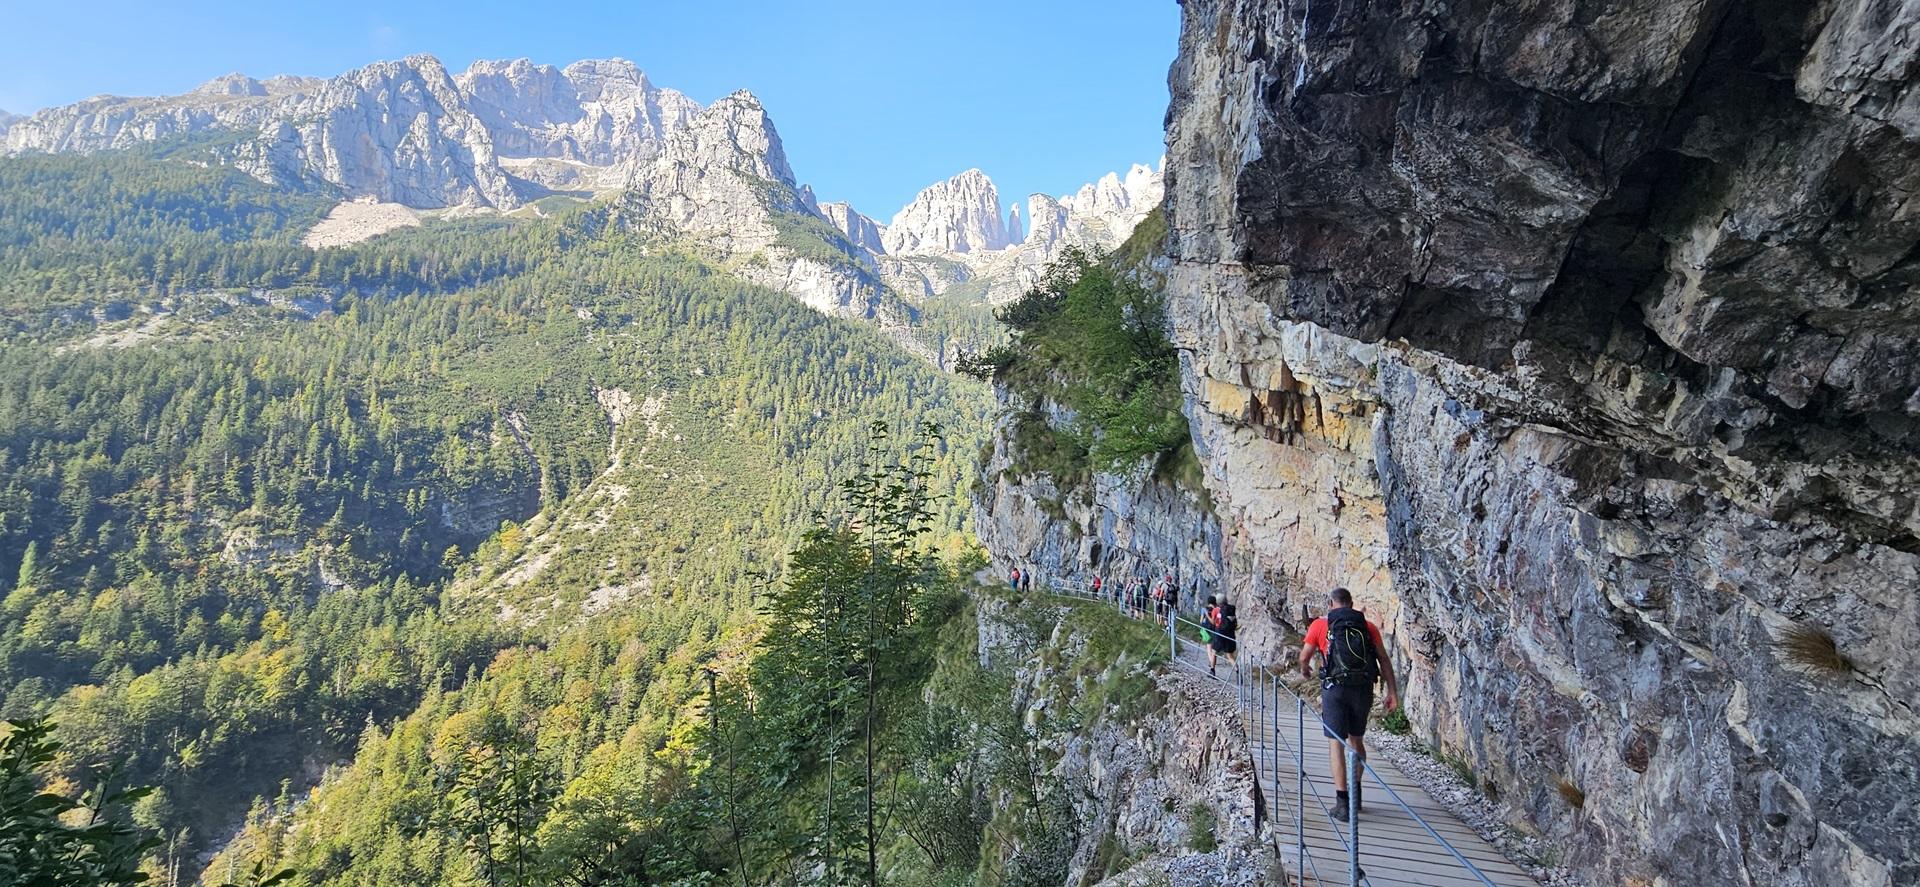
[1018,575,1501,887]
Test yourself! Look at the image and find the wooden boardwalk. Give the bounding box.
[1170,640,1539,887]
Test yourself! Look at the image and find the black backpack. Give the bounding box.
[1323,608,1378,687]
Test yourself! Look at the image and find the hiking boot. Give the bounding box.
[1330,797,1349,823]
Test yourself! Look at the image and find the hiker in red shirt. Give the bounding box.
[1298,587,1400,823]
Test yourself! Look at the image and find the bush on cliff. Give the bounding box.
[962,247,1187,472]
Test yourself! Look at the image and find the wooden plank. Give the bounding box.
[1262,805,1528,866]
[1276,828,1533,876]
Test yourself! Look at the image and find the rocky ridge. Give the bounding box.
[872,163,1166,303]
[4,54,1162,331]
[2,55,699,208]
[614,90,901,323]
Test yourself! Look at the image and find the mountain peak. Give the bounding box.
[677,91,793,184]
[883,168,1011,255]
[192,73,267,97]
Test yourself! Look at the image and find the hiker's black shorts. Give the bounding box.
[1320,684,1373,740]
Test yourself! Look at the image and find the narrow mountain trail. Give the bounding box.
[1049,581,1543,886]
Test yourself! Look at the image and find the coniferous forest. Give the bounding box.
[0,141,1072,886]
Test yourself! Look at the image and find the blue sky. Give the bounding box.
[0,0,1179,216]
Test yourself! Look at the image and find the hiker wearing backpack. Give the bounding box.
[1207,602,1238,675]
[1298,587,1400,823]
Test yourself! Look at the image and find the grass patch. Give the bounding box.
[1379,706,1410,735]
[1555,777,1585,809]
[1185,802,1217,852]
[1110,203,1168,276]
[1773,621,1852,675]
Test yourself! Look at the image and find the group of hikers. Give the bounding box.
[1010,565,1243,673]
[1010,564,1400,824]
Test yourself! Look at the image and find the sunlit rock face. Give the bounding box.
[883,168,1014,255]
[1155,1,1920,885]
[2,55,701,208]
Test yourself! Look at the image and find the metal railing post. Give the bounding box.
[1296,695,1305,883]
[1346,743,1361,887]
[1168,610,1176,660]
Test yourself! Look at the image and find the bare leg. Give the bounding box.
[1328,738,1347,797]
[1351,735,1368,808]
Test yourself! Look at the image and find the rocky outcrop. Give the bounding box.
[3,54,699,208]
[616,92,898,323]
[968,593,1271,886]
[882,168,1013,255]
[1046,164,1164,252]
[817,200,888,254]
[862,165,1166,305]
[974,398,1225,614]
[456,58,697,175]
[0,109,16,139]
[619,91,801,241]
[191,73,268,97]
[1145,1,1920,885]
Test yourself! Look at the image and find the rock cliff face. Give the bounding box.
[616,91,896,321]
[458,58,697,169]
[967,593,1272,886]
[816,200,888,254]
[1136,1,1920,885]
[3,55,698,208]
[882,168,1013,255]
[974,399,1226,614]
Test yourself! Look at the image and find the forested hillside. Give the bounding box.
[0,144,994,884]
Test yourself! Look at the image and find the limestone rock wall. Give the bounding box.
[1152,1,1920,884]
[973,394,1227,617]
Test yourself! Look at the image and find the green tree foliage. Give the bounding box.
[0,718,159,886]
[961,247,1186,473]
[0,144,1006,886]
[435,716,558,887]
[745,422,947,884]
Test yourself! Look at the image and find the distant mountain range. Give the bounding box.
[3,55,1162,310]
